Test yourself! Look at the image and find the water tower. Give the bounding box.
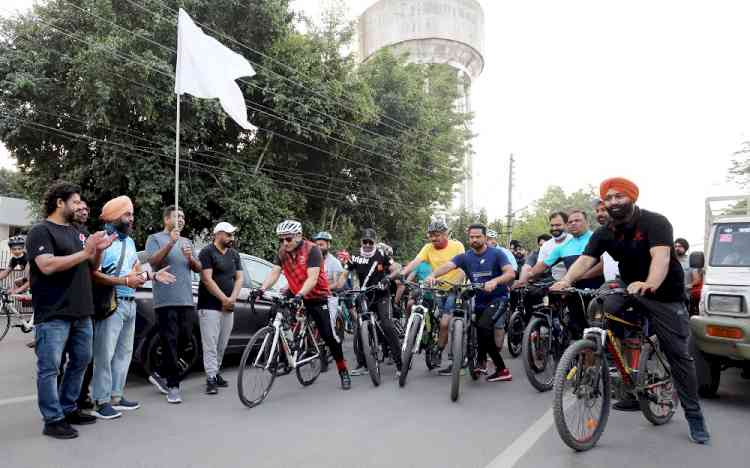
[358,0,485,212]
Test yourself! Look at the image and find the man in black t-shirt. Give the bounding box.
[550,177,710,445]
[197,222,243,395]
[27,182,112,439]
[345,228,403,377]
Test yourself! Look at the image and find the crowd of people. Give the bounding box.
[0,176,709,445]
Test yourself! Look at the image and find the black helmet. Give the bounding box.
[427,220,448,233]
[7,235,25,248]
[361,228,377,242]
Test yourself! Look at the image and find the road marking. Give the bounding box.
[485,397,574,468]
[0,394,37,407]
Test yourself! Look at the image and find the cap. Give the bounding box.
[361,228,377,241]
[213,222,238,234]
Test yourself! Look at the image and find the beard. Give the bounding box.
[113,219,133,235]
[550,228,565,239]
[470,241,485,251]
[607,201,634,221]
[63,206,76,223]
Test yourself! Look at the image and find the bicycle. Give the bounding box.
[521,285,594,392]
[552,288,677,451]
[237,291,323,408]
[505,286,532,358]
[447,282,484,402]
[339,282,394,387]
[398,280,444,387]
[0,288,34,343]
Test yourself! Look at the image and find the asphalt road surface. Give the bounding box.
[1,331,749,468]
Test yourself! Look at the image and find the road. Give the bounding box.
[1,331,749,468]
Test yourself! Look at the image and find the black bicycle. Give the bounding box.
[448,283,484,402]
[237,291,323,408]
[521,286,594,392]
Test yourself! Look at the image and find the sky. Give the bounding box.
[2,0,748,249]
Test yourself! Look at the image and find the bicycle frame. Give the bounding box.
[401,284,440,355]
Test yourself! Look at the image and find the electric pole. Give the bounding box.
[505,154,515,247]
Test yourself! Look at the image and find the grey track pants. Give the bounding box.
[198,309,234,379]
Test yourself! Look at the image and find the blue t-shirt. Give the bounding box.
[497,247,518,271]
[544,230,603,289]
[414,262,432,282]
[452,247,512,308]
[101,236,139,298]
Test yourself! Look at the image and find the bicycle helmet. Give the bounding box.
[312,231,333,241]
[376,242,393,256]
[276,220,302,236]
[486,229,498,239]
[427,220,448,233]
[7,235,25,247]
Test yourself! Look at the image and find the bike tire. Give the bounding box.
[522,317,555,392]
[552,339,610,452]
[295,330,322,387]
[507,310,525,358]
[450,319,465,402]
[0,307,10,343]
[360,321,381,387]
[238,327,278,409]
[399,314,422,387]
[637,340,677,426]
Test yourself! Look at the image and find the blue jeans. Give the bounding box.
[35,318,93,423]
[436,292,457,318]
[93,299,136,404]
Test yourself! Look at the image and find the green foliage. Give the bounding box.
[0,0,471,261]
[0,168,24,198]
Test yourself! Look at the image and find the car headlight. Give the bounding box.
[708,294,744,314]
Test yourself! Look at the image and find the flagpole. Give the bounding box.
[175,93,181,228]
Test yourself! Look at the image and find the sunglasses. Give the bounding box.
[279,236,296,244]
[361,240,374,245]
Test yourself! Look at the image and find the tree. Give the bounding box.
[729,141,750,187]
[0,0,471,261]
[0,168,24,198]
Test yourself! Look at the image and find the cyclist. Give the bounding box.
[259,220,351,390]
[426,224,516,381]
[486,230,518,272]
[517,212,572,288]
[486,229,519,364]
[526,209,604,338]
[312,231,348,351]
[343,229,403,376]
[550,177,710,444]
[1,235,30,293]
[399,220,465,375]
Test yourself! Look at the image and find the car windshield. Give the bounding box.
[242,257,288,291]
[710,223,750,267]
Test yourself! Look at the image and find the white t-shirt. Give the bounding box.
[602,252,620,282]
[538,234,572,281]
[324,254,344,284]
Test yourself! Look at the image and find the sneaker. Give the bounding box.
[64,410,97,426]
[613,398,641,412]
[43,420,78,439]
[92,403,122,420]
[112,397,140,411]
[477,361,488,375]
[350,366,368,376]
[167,387,182,404]
[215,374,229,388]
[339,369,352,390]
[149,373,169,395]
[686,413,711,445]
[438,365,453,376]
[487,368,513,382]
[206,377,218,395]
[430,352,442,369]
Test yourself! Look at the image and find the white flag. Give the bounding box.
[175,8,256,131]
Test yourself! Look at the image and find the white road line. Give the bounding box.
[0,394,37,407]
[485,397,574,468]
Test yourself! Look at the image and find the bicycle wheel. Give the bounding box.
[468,325,480,381]
[360,321,381,386]
[0,306,11,343]
[450,319,465,402]
[507,310,525,358]
[295,327,322,387]
[637,340,677,425]
[522,317,555,392]
[399,314,422,387]
[553,339,610,452]
[238,327,279,409]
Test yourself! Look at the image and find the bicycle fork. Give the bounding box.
[402,305,427,354]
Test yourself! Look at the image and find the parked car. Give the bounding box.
[131,250,287,378]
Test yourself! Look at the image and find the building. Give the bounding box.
[0,196,34,242]
[358,0,485,212]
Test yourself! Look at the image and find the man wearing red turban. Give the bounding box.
[551,177,711,445]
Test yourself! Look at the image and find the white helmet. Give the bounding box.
[276,220,302,236]
[376,242,393,256]
[486,229,498,239]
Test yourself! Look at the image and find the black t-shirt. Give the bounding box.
[584,208,685,302]
[346,250,393,288]
[27,220,94,324]
[197,244,242,311]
